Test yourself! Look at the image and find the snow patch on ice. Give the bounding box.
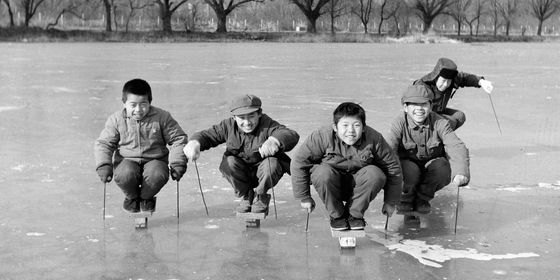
[538,182,560,190]
[0,106,22,112]
[525,152,537,156]
[386,239,539,268]
[205,224,219,229]
[497,186,530,192]
[26,232,46,237]
[11,164,25,171]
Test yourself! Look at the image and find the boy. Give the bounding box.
[291,102,402,231]
[386,84,470,215]
[182,94,299,213]
[94,79,188,213]
[414,57,494,130]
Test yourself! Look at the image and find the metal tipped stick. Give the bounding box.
[102,182,107,220]
[454,184,460,234]
[267,158,278,220]
[488,94,502,135]
[305,209,310,232]
[384,214,389,239]
[194,161,209,216]
[176,181,180,220]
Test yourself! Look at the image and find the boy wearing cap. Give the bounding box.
[94,79,188,213]
[386,84,470,215]
[183,94,299,213]
[414,57,494,130]
[291,102,403,230]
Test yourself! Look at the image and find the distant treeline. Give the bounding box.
[1,0,559,37]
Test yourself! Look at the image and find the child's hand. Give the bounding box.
[300,197,315,213]
[382,203,396,217]
[183,140,201,161]
[479,79,494,94]
[453,174,469,187]
[96,165,113,183]
[259,136,280,158]
[170,165,186,181]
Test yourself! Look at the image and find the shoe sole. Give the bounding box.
[349,226,365,230]
[331,226,349,231]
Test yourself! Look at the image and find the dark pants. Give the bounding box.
[400,158,451,203]
[310,163,386,219]
[440,108,466,130]
[219,155,284,197]
[114,159,169,200]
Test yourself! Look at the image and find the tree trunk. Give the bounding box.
[216,10,227,33]
[378,18,383,35]
[2,0,15,27]
[103,0,112,32]
[307,17,317,33]
[537,20,543,36]
[422,18,433,34]
[162,9,172,32]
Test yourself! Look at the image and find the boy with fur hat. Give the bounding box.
[414,57,494,130]
[386,84,470,215]
[183,94,299,213]
[291,102,402,230]
[94,78,188,213]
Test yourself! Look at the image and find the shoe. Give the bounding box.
[140,198,156,212]
[123,197,140,213]
[348,216,366,230]
[415,199,431,214]
[330,216,349,231]
[397,201,414,214]
[251,194,271,213]
[236,190,254,213]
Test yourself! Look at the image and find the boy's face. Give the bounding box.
[234,111,261,133]
[404,101,431,125]
[436,76,452,91]
[333,115,363,146]
[124,93,150,120]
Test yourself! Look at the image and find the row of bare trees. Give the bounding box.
[1,0,559,35]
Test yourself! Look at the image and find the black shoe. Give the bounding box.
[140,198,156,212]
[330,216,349,231]
[123,197,140,213]
[236,189,254,213]
[397,201,414,214]
[415,199,431,214]
[251,194,271,213]
[348,216,366,230]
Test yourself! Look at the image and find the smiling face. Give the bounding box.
[404,101,431,125]
[234,111,261,133]
[333,115,363,146]
[436,76,452,91]
[124,93,150,120]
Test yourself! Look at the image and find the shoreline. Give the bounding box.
[1,27,557,43]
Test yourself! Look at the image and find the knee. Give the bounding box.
[223,156,245,171]
[401,160,421,186]
[311,164,337,186]
[425,158,451,183]
[114,161,140,184]
[144,163,169,187]
[355,165,386,188]
[260,157,282,176]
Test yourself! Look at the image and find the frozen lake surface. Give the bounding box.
[0,42,559,279]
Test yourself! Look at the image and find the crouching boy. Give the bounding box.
[386,84,470,215]
[94,79,188,213]
[291,102,403,231]
[183,94,299,213]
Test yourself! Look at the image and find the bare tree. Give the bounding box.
[2,0,16,27]
[46,1,85,29]
[18,0,48,27]
[152,0,189,32]
[124,0,153,32]
[204,0,265,33]
[101,0,113,31]
[290,0,331,33]
[464,0,484,35]
[410,0,456,34]
[325,0,344,33]
[377,0,400,34]
[488,0,500,36]
[497,0,518,36]
[448,0,471,35]
[351,0,374,33]
[530,0,560,35]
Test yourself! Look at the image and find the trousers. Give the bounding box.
[219,155,284,197]
[440,107,466,130]
[310,163,386,219]
[400,157,451,203]
[113,159,170,200]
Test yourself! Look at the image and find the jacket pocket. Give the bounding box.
[403,142,416,154]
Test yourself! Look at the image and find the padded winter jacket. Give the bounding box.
[94,106,188,169]
[291,125,403,205]
[191,114,299,170]
[414,58,483,112]
[386,111,470,183]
